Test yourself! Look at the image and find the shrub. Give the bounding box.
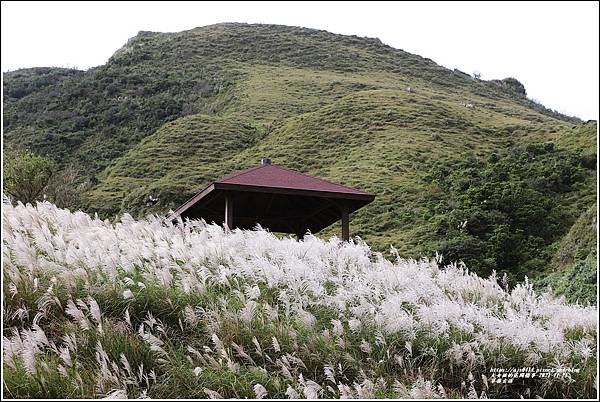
[3,149,57,204]
[3,149,82,208]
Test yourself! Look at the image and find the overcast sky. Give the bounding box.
[2,1,598,120]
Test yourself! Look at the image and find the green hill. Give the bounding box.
[2,23,597,289]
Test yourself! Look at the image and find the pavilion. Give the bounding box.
[172,159,375,241]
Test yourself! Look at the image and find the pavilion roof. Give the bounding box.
[173,162,375,235]
[217,163,372,196]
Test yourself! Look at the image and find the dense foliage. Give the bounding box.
[2,201,597,398]
[426,143,596,283]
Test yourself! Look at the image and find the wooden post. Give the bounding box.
[224,194,233,231]
[341,204,349,242]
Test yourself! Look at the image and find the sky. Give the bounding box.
[1,1,598,120]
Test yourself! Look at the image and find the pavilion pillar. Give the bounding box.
[224,194,233,231]
[296,226,305,241]
[340,204,349,242]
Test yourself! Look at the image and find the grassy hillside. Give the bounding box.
[86,113,262,215]
[3,23,596,288]
[3,201,597,398]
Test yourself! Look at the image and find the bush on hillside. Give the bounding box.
[3,150,57,204]
[3,149,82,209]
[490,77,527,97]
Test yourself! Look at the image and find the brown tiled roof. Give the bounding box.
[217,164,371,195]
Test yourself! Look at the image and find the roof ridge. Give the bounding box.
[270,164,371,195]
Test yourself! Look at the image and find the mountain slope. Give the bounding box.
[2,23,581,177]
[3,23,596,286]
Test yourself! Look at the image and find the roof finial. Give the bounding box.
[261,158,272,165]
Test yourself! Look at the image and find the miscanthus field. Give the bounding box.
[2,200,597,399]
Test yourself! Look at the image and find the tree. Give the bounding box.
[3,149,82,208]
[3,150,57,204]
